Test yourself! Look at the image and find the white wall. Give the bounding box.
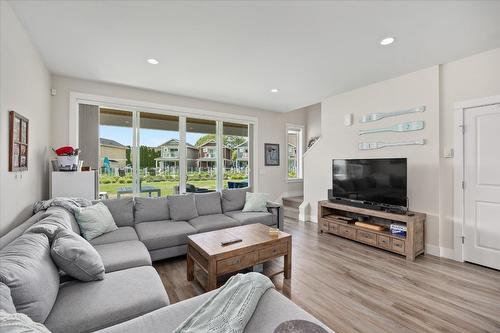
[438,48,500,253]
[303,47,500,256]
[303,67,441,247]
[50,75,305,204]
[305,103,321,142]
[0,1,51,235]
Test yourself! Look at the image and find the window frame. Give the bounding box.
[286,124,304,182]
[72,92,258,196]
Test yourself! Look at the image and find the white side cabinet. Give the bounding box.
[50,171,97,200]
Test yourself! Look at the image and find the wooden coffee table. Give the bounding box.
[187,223,292,291]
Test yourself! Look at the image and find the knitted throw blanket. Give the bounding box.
[174,272,274,333]
[33,197,93,214]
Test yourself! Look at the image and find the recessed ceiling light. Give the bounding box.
[380,37,395,46]
[270,88,279,93]
[147,58,159,65]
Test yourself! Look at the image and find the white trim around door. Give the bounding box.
[453,94,500,263]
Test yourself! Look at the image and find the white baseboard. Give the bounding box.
[425,244,457,260]
[425,244,440,256]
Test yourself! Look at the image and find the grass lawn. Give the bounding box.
[99,180,231,199]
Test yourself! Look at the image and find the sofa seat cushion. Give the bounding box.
[135,221,196,251]
[89,227,138,246]
[44,266,170,333]
[224,210,274,226]
[188,214,240,233]
[93,241,151,273]
[94,289,333,333]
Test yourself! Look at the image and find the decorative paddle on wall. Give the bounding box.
[358,139,425,150]
[360,106,425,123]
[359,121,424,135]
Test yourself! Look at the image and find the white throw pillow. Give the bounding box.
[242,192,269,212]
[74,202,118,241]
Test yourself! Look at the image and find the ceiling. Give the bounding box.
[9,1,500,112]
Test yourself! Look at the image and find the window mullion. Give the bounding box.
[179,116,187,194]
[216,121,224,191]
[133,111,140,195]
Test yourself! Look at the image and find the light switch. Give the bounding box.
[344,114,353,126]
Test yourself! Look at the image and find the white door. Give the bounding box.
[463,103,500,270]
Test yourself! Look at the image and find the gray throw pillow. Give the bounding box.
[195,192,222,216]
[221,188,250,212]
[100,198,135,227]
[167,194,199,221]
[134,197,169,223]
[0,310,52,333]
[0,283,16,314]
[51,229,105,281]
[0,233,59,323]
[74,202,118,241]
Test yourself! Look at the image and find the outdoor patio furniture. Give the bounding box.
[117,185,161,198]
[228,180,248,189]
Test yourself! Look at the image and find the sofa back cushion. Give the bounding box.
[0,211,48,250]
[0,233,59,323]
[0,282,16,313]
[221,188,251,213]
[168,194,199,221]
[195,192,222,216]
[51,229,105,281]
[25,207,74,242]
[134,197,170,223]
[101,198,135,227]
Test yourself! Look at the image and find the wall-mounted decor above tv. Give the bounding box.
[329,158,407,212]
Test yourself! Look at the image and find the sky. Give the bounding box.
[100,126,204,147]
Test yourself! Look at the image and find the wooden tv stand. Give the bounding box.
[318,201,425,261]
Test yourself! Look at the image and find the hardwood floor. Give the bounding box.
[154,218,500,333]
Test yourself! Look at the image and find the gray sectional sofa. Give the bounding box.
[0,188,333,333]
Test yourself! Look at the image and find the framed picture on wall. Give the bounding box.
[264,143,280,166]
[9,111,29,171]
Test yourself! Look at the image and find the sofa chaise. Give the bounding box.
[0,188,333,333]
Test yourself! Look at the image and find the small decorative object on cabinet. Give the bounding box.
[318,201,425,261]
[264,143,280,166]
[8,111,29,171]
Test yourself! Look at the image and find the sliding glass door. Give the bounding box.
[186,118,217,192]
[95,106,252,199]
[98,108,134,199]
[138,112,180,196]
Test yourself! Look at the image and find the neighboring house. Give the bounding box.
[155,139,198,171]
[197,139,231,169]
[235,140,249,169]
[100,138,127,169]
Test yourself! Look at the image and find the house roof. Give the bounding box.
[100,138,126,149]
[158,138,195,149]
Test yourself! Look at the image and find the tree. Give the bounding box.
[195,134,246,149]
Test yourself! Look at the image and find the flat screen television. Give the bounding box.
[331,158,407,210]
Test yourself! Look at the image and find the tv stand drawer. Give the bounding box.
[356,230,377,245]
[339,225,356,239]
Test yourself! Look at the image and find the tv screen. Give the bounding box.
[332,158,407,207]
